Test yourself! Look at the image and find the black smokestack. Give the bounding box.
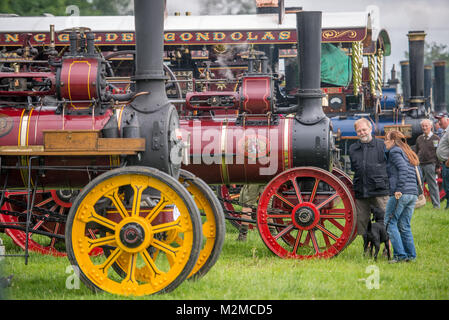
[424,65,432,110]
[295,11,325,124]
[434,60,447,113]
[124,0,181,176]
[132,0,169,112]
[400,60,411,106]
[407,31,426,116]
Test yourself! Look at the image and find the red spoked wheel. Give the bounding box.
[0,189,102,257]
[257,167,356,259]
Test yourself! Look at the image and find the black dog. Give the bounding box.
[363,206,391,261]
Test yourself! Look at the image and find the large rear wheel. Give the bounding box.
[65,166,202,296]
[257,167,356,259]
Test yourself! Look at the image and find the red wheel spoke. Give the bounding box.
[316,193,339,210]
[316,224,338,241]
[293,229,303,253]
[34,197,53,208]
[274,192,295,208]
[274,223,295,240]
[49,206,65,248]
[325,218,345,232]
[290,178,303,204]
[309,178,319,203]
[267,213,291,219]
[309,230,320,254]
[327,208,348,213]
[29,203,58,233]
[320,214,346,219]
[322,232,332,248]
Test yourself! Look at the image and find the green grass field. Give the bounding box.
[1,201,448,300]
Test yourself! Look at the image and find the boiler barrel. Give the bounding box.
[179,115,331,184]
[0,107,118,189]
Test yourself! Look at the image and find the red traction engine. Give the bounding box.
[0,0,226,297]
[178,11,357,259]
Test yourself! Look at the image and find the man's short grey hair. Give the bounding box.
[354,118,372,130]
[420,119,433,126]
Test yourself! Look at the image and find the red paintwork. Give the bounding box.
[0,107,116,189]
[0,107,112,145]
[179,115,292,184]
[59,58,100,110]
[240,76,272,114]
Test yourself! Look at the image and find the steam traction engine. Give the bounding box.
[0,2,357,296]
[0,0,226,296]
[179,10,356,259]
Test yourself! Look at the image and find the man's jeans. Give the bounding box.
[385,194,417,261]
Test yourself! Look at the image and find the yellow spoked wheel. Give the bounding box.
[104,170,225,281]
[178,169,225,279]
[65,166,202,296]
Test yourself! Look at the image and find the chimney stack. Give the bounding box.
[407,31,426,116]
[434,60,447,113]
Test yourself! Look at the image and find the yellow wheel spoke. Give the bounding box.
[141,249,163,277]
[145,196,170,223]
[99,247,122,274]
[131,184,146,217]
[152,239,179,259]
[105,189,129,219]
[122,253,138,284]
[87,235,116,249]
[152,219,183,234]
[86,207,118,230]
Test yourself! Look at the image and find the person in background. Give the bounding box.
[349,118,390,237]
[237,184,264,241]
[414,119,440,209]
[434,120,444,138]
[436,112,449,209]
[384,130,419,263]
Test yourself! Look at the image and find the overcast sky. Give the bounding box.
[166,0,449,81]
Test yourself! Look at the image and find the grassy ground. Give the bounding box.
[0,201,448,300]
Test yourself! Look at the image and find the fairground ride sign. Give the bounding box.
[0,28,367,46]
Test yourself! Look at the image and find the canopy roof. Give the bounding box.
[0,9,389,54]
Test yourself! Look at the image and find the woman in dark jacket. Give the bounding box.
[384,130,419,263]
